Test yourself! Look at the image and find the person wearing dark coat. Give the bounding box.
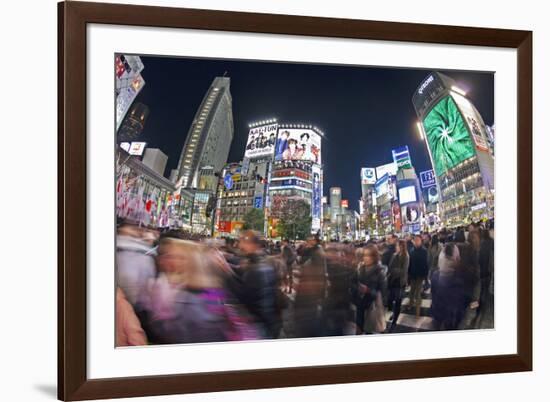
[386,240,409,331]
[228,230,281,338]
[408,235,429,317]
[381,234,397,267]
[478,229,494,317]
[294,235,327,337]
[352,244,387,334]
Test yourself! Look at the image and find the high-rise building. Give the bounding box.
[413,71,494,226]
[176,76,234,191]
[117,102,149,142]
[268,124,324,236]
[142,148,168,176]
[329,187,342,223]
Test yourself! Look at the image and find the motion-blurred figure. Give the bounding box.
[294,235,327,338]
[116,220,157,307]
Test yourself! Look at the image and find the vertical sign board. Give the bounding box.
[311,164,322,231]
[392,146,413,170]
[254,196,263,209]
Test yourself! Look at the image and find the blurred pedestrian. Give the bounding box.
[387,240,409,331]
[408,235,429,317]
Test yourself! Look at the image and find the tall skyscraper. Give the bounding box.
[176,76,234,191]
[117,102,149,142]
[412,71,494,226]
[329,187,342,223]
[142,148,168,176]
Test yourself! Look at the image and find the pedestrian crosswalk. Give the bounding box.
[385,286,435,333]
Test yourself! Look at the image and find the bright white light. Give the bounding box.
[416,122,424,140]
[451,85,467,96]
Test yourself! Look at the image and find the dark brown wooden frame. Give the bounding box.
[58,1,532,400]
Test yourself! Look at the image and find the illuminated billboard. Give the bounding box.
[401,204,421,225]
[312,164,322,231]
[128,142,147,156]
[422,95,476,176]
[341,200,349,208]
[376,162,397,179]
[375,174,391,198]
[361,168,377,185]
[450,92,490,152]
[244,123,278,159]
[392,146,412,170]
[275,129,321,164]
[419,169,436,188]
[398,185,417,204]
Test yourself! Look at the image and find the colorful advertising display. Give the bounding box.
[244,123,278,159]
[392,146,413,169]
[450,92,490,152]
[361,167,377,185]
[401,204,421,225]
[312,164,322,231]
[422,95,476,176]
[392,201,402,232]
[419,169,436,188]
[275,129,321,164]
[375,162,397,180]
[375,173,391,198]
[341,200,349,208]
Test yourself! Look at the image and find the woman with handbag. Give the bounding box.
[352,244,387,334]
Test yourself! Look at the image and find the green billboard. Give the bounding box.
[422,95,475,176]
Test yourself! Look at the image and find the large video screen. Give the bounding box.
[275,128,321,164]
[398,185,417,204]
[422,95,476,176]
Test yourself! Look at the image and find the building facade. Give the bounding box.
[142,148,168,176]
[413,71,495,227]
[117,102,149,143]
[176,76,234,191]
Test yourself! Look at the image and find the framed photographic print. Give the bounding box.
[58,1,532,400]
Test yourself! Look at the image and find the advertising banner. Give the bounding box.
[375,162,397,180]
[312,164,322,231]
[218,221,231,233]
[422,95,476,176]
[275,128,321,164]
[361,167,377,185]
[341,199,349,208]
[392,201,402,232]
[254,196,263,209]
[128,142,147,156]
[375,173,391,198]
[427,186,439,203]
[244,123,278,159]
[419,169,436,188]
[450,92,490,152]
[401,203,421,225]
[392,146,413,170]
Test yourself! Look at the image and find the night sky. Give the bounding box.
[133,55,494,209]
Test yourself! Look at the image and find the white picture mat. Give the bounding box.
[87,24,517,379]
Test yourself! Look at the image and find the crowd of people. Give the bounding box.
[115,219,494,346]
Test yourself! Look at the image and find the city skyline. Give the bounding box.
[131,55,494,208]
